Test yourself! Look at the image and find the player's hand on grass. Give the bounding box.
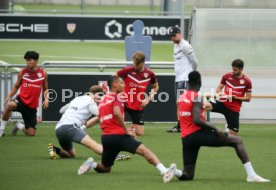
[43,99,49,109]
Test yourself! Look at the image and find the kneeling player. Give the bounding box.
[117,51,159,136]
[48,85,103,159]
[0,51,48,137]
[77,76,175,183]
[172,71,270,182]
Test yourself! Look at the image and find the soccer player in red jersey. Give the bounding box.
[171,71,269,182]
[117,51,159,136]
[204,59,252,135]
[77,76,176,183]
[0,51,49,137]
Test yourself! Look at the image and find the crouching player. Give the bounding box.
[48,85,103,159]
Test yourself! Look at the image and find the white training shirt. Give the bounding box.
[174,39,198,82]
[55,95,99,130]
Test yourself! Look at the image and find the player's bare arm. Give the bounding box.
[113,105,136,137]
[85,117,100,129]
[141,82,159,108]
[216,83,225,95]
[4,70,23,104]
[232,92,252,102]
[42,72,49,109]
[192,96,227,141]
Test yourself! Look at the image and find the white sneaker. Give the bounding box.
[247,175,271,183]
[163,163,176,183]
[12,121,25,136]
[78,157,94,175]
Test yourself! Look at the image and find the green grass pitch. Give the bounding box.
[0,41,174,73]
[0,123,275,190]
[0,41,173,64]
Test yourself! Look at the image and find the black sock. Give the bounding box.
[53,146,61,155]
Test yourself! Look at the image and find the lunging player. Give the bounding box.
[78,76,175,183]
[172,71,270,182]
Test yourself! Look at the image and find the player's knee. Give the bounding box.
[95,167,111,173]
[6,101,16,110]
[134,125,144,136]
[234,136,243,144]
[178,173,194,181]
[136,130,144,136]
[26,129,36,136]
[187,172,195,180]
[203,102,212,111]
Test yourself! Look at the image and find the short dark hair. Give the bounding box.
[232,59,244,69]
[89,85,103,94]
[24,51,39,60]
[188,71,201,86]
[107,75,120,89]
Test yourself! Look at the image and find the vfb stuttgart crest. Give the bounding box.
[98,81,109,93]
[240,79,245,85]
[144,73,149,78]
[67,23,76,34]
[37,72,42,78]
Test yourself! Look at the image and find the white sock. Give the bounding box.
[17,122,25,130]
[91,162,97,169]
[80,125,87,130]
[0,120,8,130]
[175,169,183,177]
[243,162,257,177]
[156,163,167,175]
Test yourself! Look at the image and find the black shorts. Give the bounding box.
[210,101,240,132]
[101,135,142,167]
[13,96,37,129]
[125,106,144,125]
[182,129,230,166]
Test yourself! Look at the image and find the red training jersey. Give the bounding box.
[99,92,126,135]
[18,68,46,109]
[117,66,157,111]
[220,72,252,112]
[178,90,205,138]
